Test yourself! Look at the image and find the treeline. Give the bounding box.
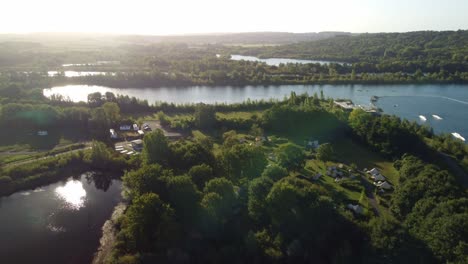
[347,108,467,171]
[240,30,468,74]
[2,37,468,89]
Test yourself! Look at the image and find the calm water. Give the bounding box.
[43,84,468,140]
[0,173,122,264]
[48,71,115,77]
[230,54,345,66]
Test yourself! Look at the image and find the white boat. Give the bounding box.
[37,131,48,136]
[451,132,466,142]
[432,114,443,120]
[419,115,427,122]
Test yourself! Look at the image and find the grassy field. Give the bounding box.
[303,159,362,201]
[333,138,399,185]
[216,111,263,120]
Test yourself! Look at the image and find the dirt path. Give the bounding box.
[362,177,380,216]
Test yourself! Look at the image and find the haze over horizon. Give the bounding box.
[1,0,467,35]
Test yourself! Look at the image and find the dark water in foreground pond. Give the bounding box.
[44,84,468,141]
[0,173,122,264]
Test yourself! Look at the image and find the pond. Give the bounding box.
[0,173,122,264]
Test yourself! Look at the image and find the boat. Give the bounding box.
[419,115,427,122]
[432,114,443,120]
[451,132,466,142]
[370,96,379,102]
[37,131,48,136]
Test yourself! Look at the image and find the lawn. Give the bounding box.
[302,159,363,203]
[216,111,263,120]
[333,138,399,185]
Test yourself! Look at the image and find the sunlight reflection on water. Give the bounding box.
[55,180,87,210]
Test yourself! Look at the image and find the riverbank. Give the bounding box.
[49,76,468,89]
[93,202,128,264]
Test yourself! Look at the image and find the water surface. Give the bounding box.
[0,173,122,264]
[230,54,344,66]
[43,84,468,141]
[48,71,115,77]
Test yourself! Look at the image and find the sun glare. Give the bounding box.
[55,180,87,210]
[1,0,466,34]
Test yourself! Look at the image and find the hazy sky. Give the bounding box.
[2,0,467,34]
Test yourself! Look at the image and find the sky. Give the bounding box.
[1,0,467,35]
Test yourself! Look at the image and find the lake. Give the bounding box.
[0,173,122,264]
[48,71,115,77]
[43,84,468,141]
[230,54,345,66]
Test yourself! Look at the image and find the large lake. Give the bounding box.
[230,54,345,66]
[0,173,122,264]
[43,84,468,141]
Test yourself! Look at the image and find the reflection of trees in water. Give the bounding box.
[85,172,114,192]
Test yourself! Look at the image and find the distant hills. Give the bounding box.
[0,32,354,47]
[240,30,468,63]
[117,31,354,45]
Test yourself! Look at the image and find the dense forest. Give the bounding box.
[103,94,467,263]
[1,31,468,88]
[236,30,468,74]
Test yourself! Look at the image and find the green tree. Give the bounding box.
[261,164,288,181]
[102,102,121,125]
[165,175,201,226]
[222,144,267,180]
[122,164,172,199]
[276,143,305,171]
[143,129,170,165]
[87,92,103,106]
[194,104,216,130]
[248,177,274,223]
[188,164,214,189]
[250,123,264,137]
[316,143,334,161]
[122,193,177,252]
[84,141,113,169]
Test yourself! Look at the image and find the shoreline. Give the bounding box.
[92,202,128,264]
